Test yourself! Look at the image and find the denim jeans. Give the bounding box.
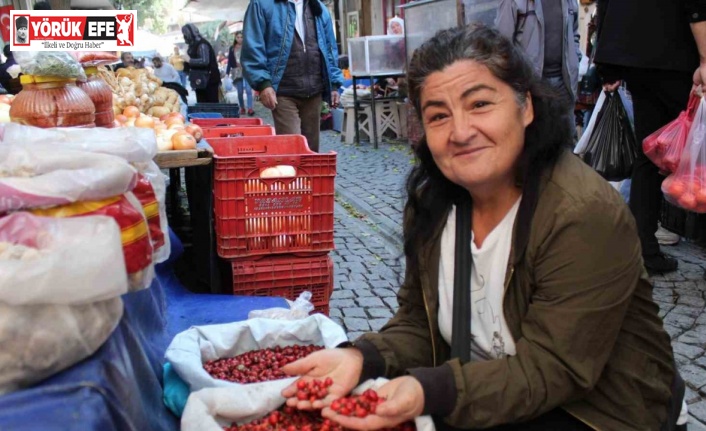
[234,78,253,110]
[178,71,187,88]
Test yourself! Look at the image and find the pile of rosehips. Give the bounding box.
[330,389,381,418]
[204,345,323,384]
[224,388,416,431]
[296,378,333,402]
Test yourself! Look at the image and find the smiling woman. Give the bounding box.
[279,24,687,431]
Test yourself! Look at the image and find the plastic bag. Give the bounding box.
[181,377,436,431]
[30,192,155,291]
[13,51,86,80]
[164,316,348,412]
[643,93,700,174]
[78,52,120,68]
[0,297,123,395]
[662,96,706,213]
[248,291,315,320]
[2,123,158,162]
[0,212,127,305]
[581,90,639,181]
[0,143,137,212]
[574,90,606,155]
[134,161,170,263]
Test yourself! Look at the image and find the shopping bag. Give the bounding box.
[662,96,706,213]
[581,90,638,181]
[643,92,700,174]
[181,377,436,431]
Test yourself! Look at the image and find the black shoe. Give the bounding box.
[644,253,678,273]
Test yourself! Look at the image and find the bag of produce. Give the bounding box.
[643,92,700,174]
[181,377,436,431]
[0,212,126,395]
[662,95,706,213]
[164,316,348,418]
[30,192,155,291]
[0,212,127,305]
[14,51,86,80]
[0,143,137,212]
[0,298,123,396]
[2,125,171,263]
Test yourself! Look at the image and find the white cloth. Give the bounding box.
[289,0,305,45]
[438,199,521,361]
[153,63,181,84]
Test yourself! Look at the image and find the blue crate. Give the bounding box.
[188,112,223,119]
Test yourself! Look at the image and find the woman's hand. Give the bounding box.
[321,376,424,430]
[281,348,363,410]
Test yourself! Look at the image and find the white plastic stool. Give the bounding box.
[396,101,408,139]
[373,100,403,139]
[342,104,373,144]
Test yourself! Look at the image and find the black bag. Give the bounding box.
[582,91,638,181]
[189,69,210,90]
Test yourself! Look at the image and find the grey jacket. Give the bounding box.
[495,0,581,100]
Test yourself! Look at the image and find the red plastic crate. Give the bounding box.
[202,125,275,139]
[210,135,336,258]
[191,117,264,128]
[231,254,333,315]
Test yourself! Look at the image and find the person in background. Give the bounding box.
[152,55,181,84]
[594,0,706,274]
[376,16,406,95]
[182,23,221,103]
[495,0,581,136]
[0,46,21,95]
[33,1,52,9]
[226,31,254,116]
[241,0,343,152]
[280,24,686,431]
[169,46,188,88]
[113,52,136,70]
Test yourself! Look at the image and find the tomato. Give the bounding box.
[665,178,686,197]
[677,192,697,210]
[172,131,197,150]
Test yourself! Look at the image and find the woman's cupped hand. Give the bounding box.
[281,347,364,410]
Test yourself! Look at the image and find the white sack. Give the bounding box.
[0,212,127,305]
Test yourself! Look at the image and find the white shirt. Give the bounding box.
[289,0,306,45]
[153,63,181,84]
[438,199,520,361]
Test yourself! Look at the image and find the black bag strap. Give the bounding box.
[451,198,472,363]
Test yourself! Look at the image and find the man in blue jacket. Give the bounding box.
[241,0,343,152]
[495,0,581,134]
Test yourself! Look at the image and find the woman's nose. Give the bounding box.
[449,113,477,144]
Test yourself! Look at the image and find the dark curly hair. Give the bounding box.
[403,23,572,273]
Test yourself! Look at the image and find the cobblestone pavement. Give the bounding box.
[249,103,706,428]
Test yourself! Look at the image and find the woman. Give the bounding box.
[182,23,221,103]
[282,25,685,431]
[226,31,254,116]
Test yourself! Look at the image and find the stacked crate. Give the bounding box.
[206,128,336,315]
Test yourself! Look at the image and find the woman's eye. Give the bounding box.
[473,101,491,109]
[427,113,447,123]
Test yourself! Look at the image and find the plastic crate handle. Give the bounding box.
[255,155,302,167]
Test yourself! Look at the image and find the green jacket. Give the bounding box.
[356,151,676,430]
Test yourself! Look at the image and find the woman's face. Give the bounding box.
[420,60,533,193]
[389,22,402,35]
[236,34,243,43]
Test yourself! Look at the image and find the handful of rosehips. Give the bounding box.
[203,345,323,384]
[224,388,416,431]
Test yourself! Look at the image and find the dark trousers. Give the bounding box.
[623,68,692,257]
[434,408,592,431]
[196,82,220,104]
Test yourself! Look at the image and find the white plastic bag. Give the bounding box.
[1,123,158,162]
[248,291,315,320]
[0,143,137,212]
[0,297,123,395]
[574,90,606,155]
[181,377,436,431]
[134,161,170,263]
[165,315,347,393]
[0,212,128,305]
